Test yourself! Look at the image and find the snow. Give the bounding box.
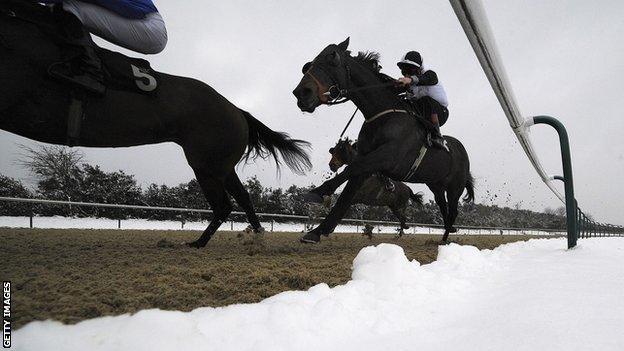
[0,216,559,235]
[13,237,624,351]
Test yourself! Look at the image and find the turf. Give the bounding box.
[0,228,538,328]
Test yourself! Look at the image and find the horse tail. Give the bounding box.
[240,109,312,175]
[463,173,475,203]
[409,189,424,206]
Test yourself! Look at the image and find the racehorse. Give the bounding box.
[292,38,474,243]
[328,138,423,236]
[0,1,312,248]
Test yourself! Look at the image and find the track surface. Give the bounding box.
[1,228,538,328]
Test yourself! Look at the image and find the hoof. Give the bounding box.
[303,192,324,204]
[186,240,206,248]
[449,227,458,233]
[254,226,266,234]
[322,195,332,208]
[300,232,321,244]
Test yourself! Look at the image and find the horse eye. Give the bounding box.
[302,62,312,74]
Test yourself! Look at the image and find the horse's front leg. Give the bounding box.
[301,175,367,243]
[305,169,350,203]
[302,144,402,243]
[305,143,401,202]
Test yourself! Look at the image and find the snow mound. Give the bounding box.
[14,238,624,351]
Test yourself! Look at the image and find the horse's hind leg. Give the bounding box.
[187,168,232,248]
[444,186,464,241]
[389,205,408,238]
[225,172,263,233]
[430,186,450,242]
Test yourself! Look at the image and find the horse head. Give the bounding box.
[328,137,357,172]
[292,37,351,112]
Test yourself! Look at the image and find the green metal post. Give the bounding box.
[532,116,577,248]
[575,201,581,239]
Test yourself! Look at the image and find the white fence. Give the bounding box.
[0,196,564,236]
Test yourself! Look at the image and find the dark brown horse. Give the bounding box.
[0,1,312,247]
[328,138,423,236]
[293,38,474,243]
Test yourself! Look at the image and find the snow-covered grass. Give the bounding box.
[0,216,559,236]
[13,237,624,350]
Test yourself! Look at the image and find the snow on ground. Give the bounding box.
[14,237,624,351]
[0,216,558,235]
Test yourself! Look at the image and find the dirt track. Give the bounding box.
[1,228,537,328]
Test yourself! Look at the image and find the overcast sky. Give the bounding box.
[1,0,623,225]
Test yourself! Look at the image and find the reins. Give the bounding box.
[339,107,359,138]
[365,109,409,123]
[339,107,410,138]
[323,81,396,102]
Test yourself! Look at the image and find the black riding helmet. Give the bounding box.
[397,51,422,72]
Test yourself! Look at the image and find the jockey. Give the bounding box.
[41,0,168,94]
[396,51,449,150]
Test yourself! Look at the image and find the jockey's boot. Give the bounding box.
[48,7,105,95]
[430,113,449,152]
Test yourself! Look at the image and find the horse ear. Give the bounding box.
[337,37,350,51]
[329,147,335,154]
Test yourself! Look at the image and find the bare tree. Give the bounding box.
[16,144,85,202]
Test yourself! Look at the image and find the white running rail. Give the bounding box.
[449,0,565,203]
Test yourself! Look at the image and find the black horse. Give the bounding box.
[0,2,312,248]
[328,138,423,236]
[293,38,474,243]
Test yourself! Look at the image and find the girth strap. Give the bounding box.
[66,94,84,146]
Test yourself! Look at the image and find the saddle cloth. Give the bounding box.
[98,48,158,94]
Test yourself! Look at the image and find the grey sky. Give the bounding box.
[1,0,623,225]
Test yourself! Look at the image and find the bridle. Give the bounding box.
[302,53,410,137]
[303,62,350,105]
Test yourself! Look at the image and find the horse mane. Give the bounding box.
[337,136,353,145]
[348,50,412,113]
[351,51,396,84]
[353,51,381,70]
